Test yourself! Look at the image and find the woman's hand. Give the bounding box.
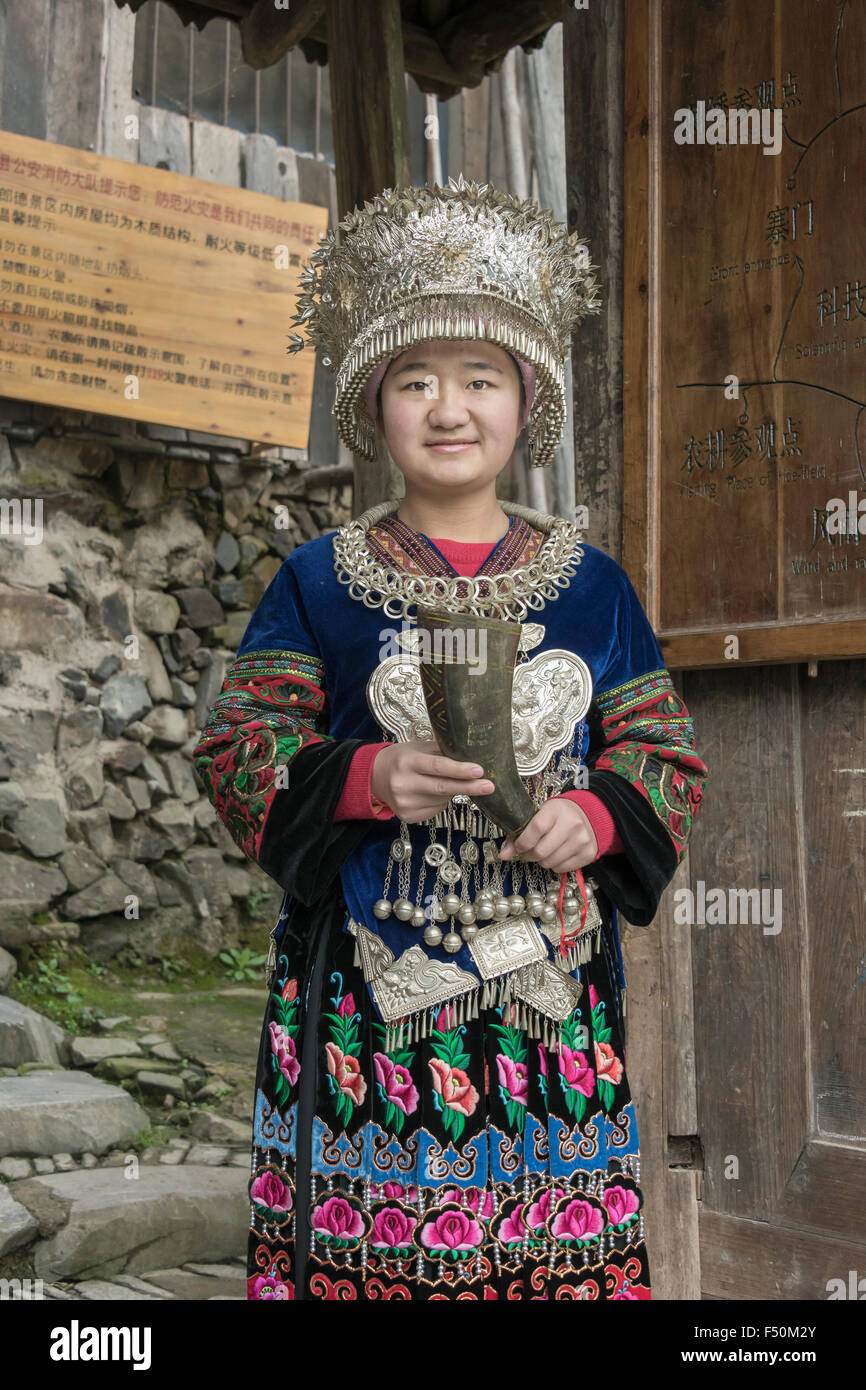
[370,738,495,824]
[498,798,598,874]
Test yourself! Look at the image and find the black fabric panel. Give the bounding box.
[585,769,678,926]
[582,694,679,926]
[257,738,377,907]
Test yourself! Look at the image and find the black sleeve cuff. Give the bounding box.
[257,738,376,907]
[586,769,678,926]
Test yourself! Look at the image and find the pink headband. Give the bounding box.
[363,320,536,430]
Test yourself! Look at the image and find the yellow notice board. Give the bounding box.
[0,129,328,446]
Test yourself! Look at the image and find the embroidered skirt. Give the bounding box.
[246,887,652,1300]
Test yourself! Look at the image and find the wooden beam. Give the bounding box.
[326,0,410,515]
[435,0,562,72]
[303,15,484,93]
[659,620,866,671]
[240,0,325,70]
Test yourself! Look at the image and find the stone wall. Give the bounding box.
[0,395,350,964]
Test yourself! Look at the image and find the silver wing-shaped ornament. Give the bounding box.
[366,622,593,777]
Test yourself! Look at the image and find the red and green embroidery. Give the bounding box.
[556,1008,595,1124]
[192,647,331,863]
[268,976,301,1110]
[588,984,624,1113]
[489,1012,529,1134]
[594,668,708,859]
[428,1005,480,1144]
[324,976,367,1128]
[372,1020,419,1137]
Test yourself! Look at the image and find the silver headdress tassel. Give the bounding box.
[286,175,602,469]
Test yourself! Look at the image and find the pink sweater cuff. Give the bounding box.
[551,790,624,858]
[333,742,395,821]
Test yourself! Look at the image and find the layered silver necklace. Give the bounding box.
[333,496,602,1051]
[332,498,585,621]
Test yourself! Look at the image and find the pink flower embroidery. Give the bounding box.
[537,1042,549,1079]
[373,1052,419,1116]
[497,1204,527,1244]
[312,1195,365,1241]
[525,1185,564,1232]
[550,1198,605,1244]
[603,1184,639,1227]
[428,1058,479,1117]
[268,1021,300,1087]
[495,1053,528,1106]
[280,977,298,1003]
[325,1041,367,1106]
[558,1045,594,1098]
[439,1186,495,1220]
[248,1273,291,1300]
[370,1180,419,1203]
[369,1206,416,1250]
[420,1208,484,1256]
[589,984,600,1009]
[594,1040,623,1087]
[249,1169,293,1214]
[337,993,356,1019]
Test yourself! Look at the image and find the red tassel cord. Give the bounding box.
[557,867,588,960]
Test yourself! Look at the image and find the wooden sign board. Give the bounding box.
[624,0,866,669]
[0,129,328,448]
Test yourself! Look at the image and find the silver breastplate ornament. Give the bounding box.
[336,500,606,1051]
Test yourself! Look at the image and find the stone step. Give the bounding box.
[11,1163,249,1282]
[0,1180,39,1256]
[0,998,67,1068]
[0,1070,148,1158]
[132,1266,245,1300]
[74,1280,165,1300]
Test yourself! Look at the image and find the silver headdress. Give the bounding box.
[286,175,603,469]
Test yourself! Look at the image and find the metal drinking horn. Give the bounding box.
[414,603,537,838]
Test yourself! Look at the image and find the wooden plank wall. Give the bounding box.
[0,0,342,470]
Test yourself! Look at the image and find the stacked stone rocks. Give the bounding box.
[0,397,351,1297]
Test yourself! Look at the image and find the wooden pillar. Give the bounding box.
[325,0,411,514]
[562,0,625,561]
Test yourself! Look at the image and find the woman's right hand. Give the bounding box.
[370,738,495,824]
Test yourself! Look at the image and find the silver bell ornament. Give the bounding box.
[393,897,415,921]
[424,922,443,947]
[508,895,525,915]
[474,898,495,920]
[539,903,559,924]
[442,893,461,917]
[373,898,392,920]
[460,922,479,942]
[411,906,427,927]
[493,897,511,920]
[457,903,476,925]
[442,931,463,954]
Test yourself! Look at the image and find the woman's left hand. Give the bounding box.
[498,798,598,874]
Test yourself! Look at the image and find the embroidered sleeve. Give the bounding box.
[192,558,373,905]
[582,569,709,925]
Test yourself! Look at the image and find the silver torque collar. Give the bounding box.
[332,499,585,622]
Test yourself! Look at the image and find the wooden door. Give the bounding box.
[623,0,866,1300]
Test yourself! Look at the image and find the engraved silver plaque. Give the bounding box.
[467,913,548,980]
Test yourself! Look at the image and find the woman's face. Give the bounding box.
[376,338,524,495]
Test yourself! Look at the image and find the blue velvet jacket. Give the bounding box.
[193,511,709,1025]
